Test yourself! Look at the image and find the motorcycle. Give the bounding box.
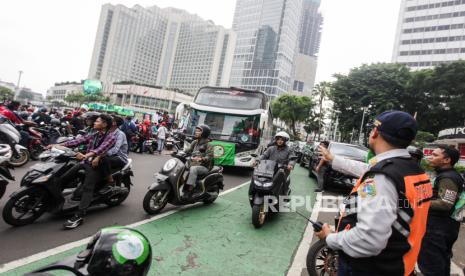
[164,136,175,151]
[248,158,291,228]
[0,116,30,167]
[305,215,339,276]
[23,126,46,161]
[143,151,224,214]
[0,144,14,199]
[2,146,133,226]
[143,137,158,154]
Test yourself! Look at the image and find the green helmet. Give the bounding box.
[80,227,152,276]
[26,227,152,276]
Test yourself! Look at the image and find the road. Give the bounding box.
[0,152,252,265]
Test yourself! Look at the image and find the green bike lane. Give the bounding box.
[2,166,316,276]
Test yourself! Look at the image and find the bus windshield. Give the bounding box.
[187,109,261,144]
[194,87,266,110]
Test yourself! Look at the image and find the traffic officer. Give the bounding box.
[418,145,464,276]
[315,110,432,276]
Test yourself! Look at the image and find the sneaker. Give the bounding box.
[63,215,83,229]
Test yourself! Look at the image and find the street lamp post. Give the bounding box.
[14,70,23,100]
[358,107,367,144]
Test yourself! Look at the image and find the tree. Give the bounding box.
[413,131,435,148]
[312,82,331,140]
[272,95,315,137]
[0,87,14,100]
[64,92,109,106]
[330,63,412,141]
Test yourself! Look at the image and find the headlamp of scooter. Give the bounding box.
[32,173,53,184]
[163,159,177,172]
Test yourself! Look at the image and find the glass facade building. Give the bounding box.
[229,0,303,97]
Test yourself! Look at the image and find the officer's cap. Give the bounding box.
[373,110,417,148]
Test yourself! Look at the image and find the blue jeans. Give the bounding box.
[157,138,165,153]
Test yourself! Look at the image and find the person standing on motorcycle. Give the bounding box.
[315,111,432,276]
[418,145,464,276]
[182,125,214,199]
[156,122,168,154]
[51,114,116,229]
[256,131,295,195]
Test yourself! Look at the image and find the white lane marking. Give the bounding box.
[0,181,250,273]
[286,192,322,276]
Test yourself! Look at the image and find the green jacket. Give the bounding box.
[185,138,214,169]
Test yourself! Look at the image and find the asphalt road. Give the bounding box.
[0,152,252,264]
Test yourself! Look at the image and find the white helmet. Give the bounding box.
[274,131,290,142]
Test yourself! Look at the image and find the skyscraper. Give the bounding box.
[392,0,465,69]
[293,0,323,96]
[229,0,303,97]
[88,4,236,95]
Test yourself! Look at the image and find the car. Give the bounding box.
[308,142,368,191]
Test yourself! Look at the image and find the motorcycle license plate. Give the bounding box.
[166,142,173,145]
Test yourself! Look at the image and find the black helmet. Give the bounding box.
[196,124,211,138]
[50,118,61,126]
[82,111,100,121]
[19,111,30,120]
[407,146,423,161]
[26,227,152,276]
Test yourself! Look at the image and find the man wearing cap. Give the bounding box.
[315,110,432,276]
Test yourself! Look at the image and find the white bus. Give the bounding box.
[176,86,273,167]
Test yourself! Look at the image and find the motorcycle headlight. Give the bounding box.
[263,181,273,188]
[163,159,177,172]
[32,173,53,183]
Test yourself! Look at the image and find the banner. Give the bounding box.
[210,141,235,166]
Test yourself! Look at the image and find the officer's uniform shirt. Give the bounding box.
[326,149,411,258]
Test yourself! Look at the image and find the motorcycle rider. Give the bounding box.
[97,115,128,193]
[50,114,116,229]
[407,145,423,164]
[181,125,214,200]
[418,145,464,276]
[0,101,36,147]
[255,131,295,194]
[315,110,432,276]
[25,226,152,276]
[31,107,51,125]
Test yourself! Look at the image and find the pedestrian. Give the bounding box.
[156,122,168,154]
[314,140,329,192]
[418,145,464,276]
[315,110,432,276]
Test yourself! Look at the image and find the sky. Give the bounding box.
[0,0,402,94]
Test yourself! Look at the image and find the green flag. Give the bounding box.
[210,141,235,166]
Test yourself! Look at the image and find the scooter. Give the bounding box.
[248,158,291,228]
[2,146,133,226]
[0,144,14,199]
[0,116,30,167]
[143,151,224,215]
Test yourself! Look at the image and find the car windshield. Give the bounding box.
[329,143,368,160]
[186,109,260,144]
